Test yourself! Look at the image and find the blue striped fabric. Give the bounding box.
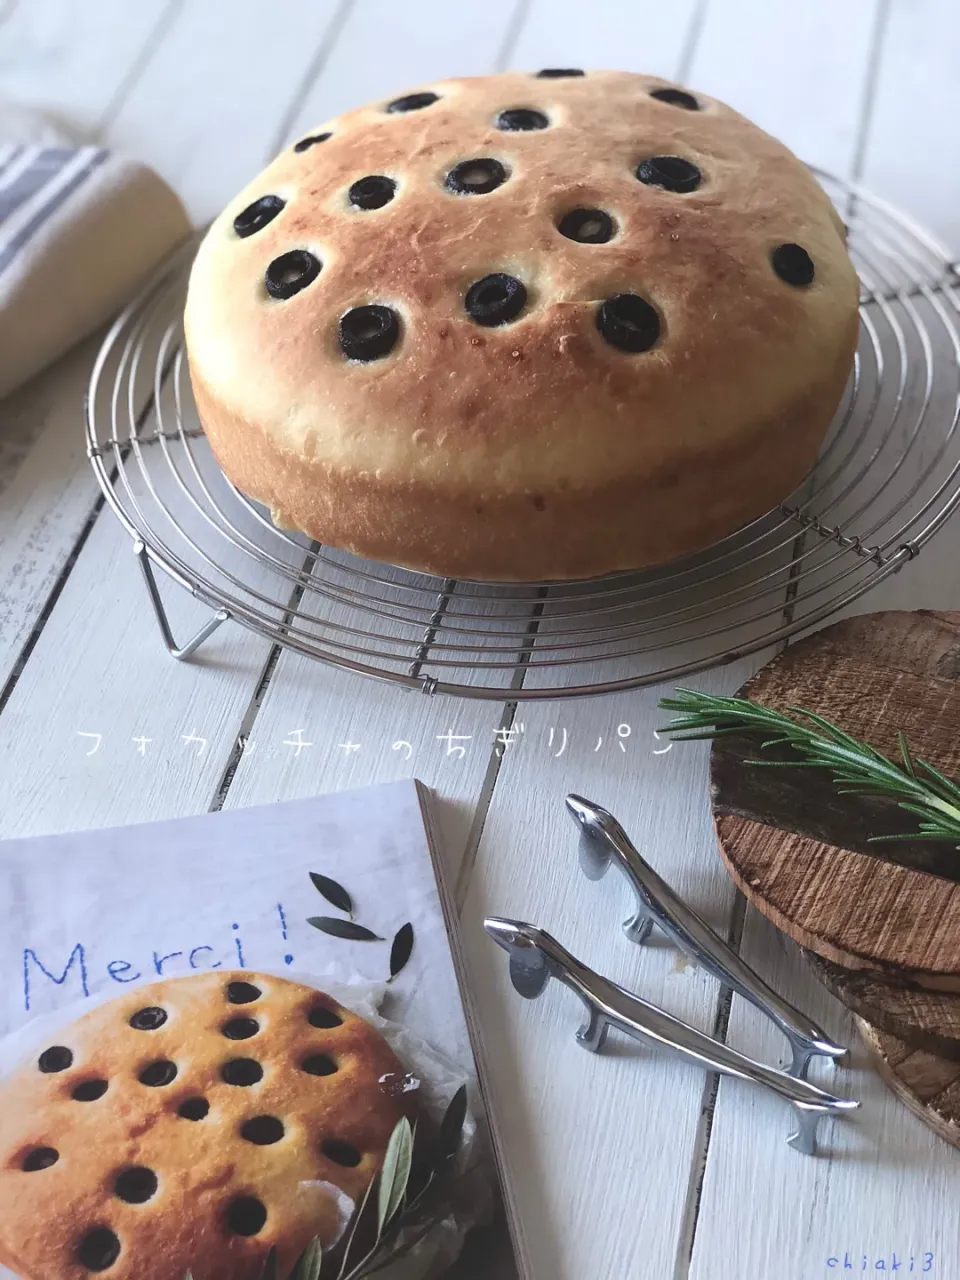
[0,145,109,281]
[0,148,73,223]
[0,145,23,181]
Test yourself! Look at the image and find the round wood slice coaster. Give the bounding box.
[858,1017,960,1149]
[710,609,960,990]
[806,951,960,1059]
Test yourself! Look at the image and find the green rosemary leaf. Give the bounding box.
[658,689,960,850]
[917,758,960,806]
[655,727,746,742]
[899,731,918,779]
[869,830,960,843]
[377,1116,414,1234]
[744,759,824,768]
[791,708,865,751]
[897,799,960,829]
[658,692,697,710]
[834,784,905,798]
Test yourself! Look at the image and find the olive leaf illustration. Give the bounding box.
[309,872,354,918]
[185,1099,468,1280]
[256,1250,278,1280]
[307,916,383,942]
[305,875,415,982]
[289,1238,322,1280]
[388,923,415,982]
[377,1116,414,1233]
[337,1104,464,1278]
[436,1085,468,1164]
[335,1163,380,1278]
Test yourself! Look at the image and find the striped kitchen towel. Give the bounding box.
[0,138,191,402]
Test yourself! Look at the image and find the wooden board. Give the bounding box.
[859,1017,960,1151]
[711,609,960,989]
[808,951,960,1059]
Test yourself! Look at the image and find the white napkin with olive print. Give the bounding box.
[0,96,191,401]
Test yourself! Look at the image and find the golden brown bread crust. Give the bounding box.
[0,971,415,1279]
[183,70,860,581]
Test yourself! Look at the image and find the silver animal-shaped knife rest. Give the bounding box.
[565,794,848,1080]
[484,918,859,1156]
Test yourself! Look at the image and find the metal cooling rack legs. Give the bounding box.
[134,540,230,661]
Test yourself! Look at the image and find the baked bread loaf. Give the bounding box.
[0,971,416,1279]
[184,69,860,581]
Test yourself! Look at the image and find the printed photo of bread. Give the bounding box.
[0,971,419,1279]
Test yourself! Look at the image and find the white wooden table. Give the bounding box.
[2,2,960,1277]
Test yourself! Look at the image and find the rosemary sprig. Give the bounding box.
[658,688,960,847]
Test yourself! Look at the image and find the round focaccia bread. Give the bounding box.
[0,971,417,1279]
[183,69,860,582]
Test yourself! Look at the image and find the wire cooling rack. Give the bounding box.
[86,172,960,700]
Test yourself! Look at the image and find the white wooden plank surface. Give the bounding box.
[688,0,882,176]
[220,652,514,885]
[507,0,701,79]
[458,662,754,1280]
[861,0,960,253]
[0,338,102,691]
[690,911,960,1280]
[102,0,354,224]
[0,435,310,836]
[0,1,185,695]
[0,0,173,138]
[0,0,333,704]
[0,0,334,831]
[0,0,355,830]
[283,0,525,147]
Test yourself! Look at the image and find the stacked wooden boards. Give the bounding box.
[709,609,960,1145]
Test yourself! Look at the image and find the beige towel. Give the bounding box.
[0,97,191,400]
